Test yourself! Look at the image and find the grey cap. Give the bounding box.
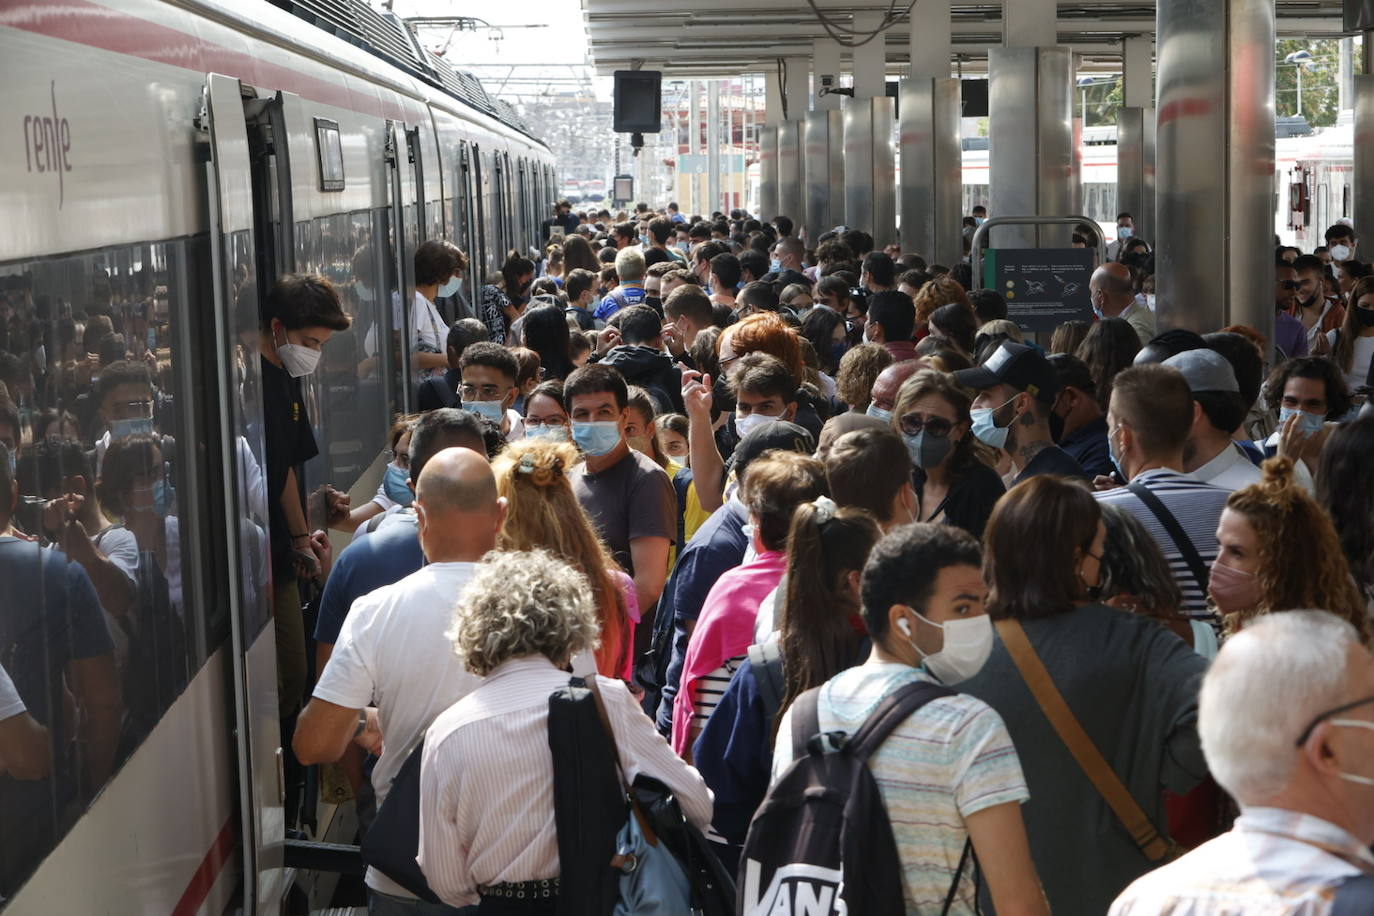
[1163,348,1239,394]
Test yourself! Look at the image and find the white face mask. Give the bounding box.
[275,328,321,378]
[1329,719,1374,786]
[437,274,462,298]
[899,610,994,685]
[1331,244,1353,262]
[735,410,784,440]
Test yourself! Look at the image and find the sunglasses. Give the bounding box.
[898,413,955,438]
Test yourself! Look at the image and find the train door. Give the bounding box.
[201,72,285,914]
[386,121,424,407]
[472,144,489,275]
[456,140,479,316]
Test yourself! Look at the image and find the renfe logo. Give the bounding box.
[23,81,72,208]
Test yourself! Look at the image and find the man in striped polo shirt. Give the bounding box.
[1095,364,1231,623]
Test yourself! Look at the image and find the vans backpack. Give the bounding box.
[737,680,967,916]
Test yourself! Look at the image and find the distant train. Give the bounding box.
[0,0,551,912]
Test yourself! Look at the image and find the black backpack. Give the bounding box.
[738,680,968,916]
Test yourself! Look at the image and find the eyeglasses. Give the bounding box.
[898,412,955,439]
[460,384,506,400]
[1295,694,1374,746]
[524,416,569,428]
[1279,280,1299,290]
[385,449,410,470]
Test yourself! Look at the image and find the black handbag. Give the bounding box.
[360,740,443,904]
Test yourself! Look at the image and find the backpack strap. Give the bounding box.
[748,635,786,726]
[847,680,956,762]
[1331,873,1374,915]
[997,619,1177,863]
[1127,482,1210,594]
[939,840,973,916]
[791,686,822,761]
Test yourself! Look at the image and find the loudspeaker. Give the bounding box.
[613,70,662,134]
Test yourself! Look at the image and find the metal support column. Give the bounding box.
[707,80,721,216]
[988,47,1078,248]
[1156,0,1274,339]
[899,79,962,264]
[760,124,778,222]
[1355,36,1374,232]
[804,110,844,240]
[777,120,803,224]
[689,80,702,215]
[1116,108,1156,247]
[844,97,898,247]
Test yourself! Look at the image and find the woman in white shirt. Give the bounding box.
[418,548,712,913]
[413,241,468,382]
[1328,276,1374,396]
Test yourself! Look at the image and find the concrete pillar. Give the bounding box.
[988,47,1078,247]
[760,124,778,221]
[852,11,886,99]
[813,39,844,111]
[689,80,702,215]
[1155,0,1274,341]
[783,57,810,119]
[764,71,781,126]
[1122,36,1153,109]
[1003,0,1056,49]
[1354,72,1374,232]
[841,11,896,243]
[900,0,961,263]
[1117,37,1156,245]
[707,81,721,215]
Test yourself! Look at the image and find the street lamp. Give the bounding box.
[1077,76,1095,126]
[1285,49,1314,116]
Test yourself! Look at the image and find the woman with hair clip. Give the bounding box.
[1210,456,1371,642]
[490,438,638,679]
[478,250,534,345]
[691,497,881,871]
[1326,274,1374,396]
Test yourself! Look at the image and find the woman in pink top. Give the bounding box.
[672,451,828,757]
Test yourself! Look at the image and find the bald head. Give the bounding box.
[1091,262,1135,314]
[416,447,498,515]
[869,359,926,414]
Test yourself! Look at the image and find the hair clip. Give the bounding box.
[812,495,837,524]
[518,453,536,475]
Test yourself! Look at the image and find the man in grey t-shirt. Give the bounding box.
[565,364,676,658]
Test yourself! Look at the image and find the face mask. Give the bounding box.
[466,400,506,424]
[830,340,850,366]
[1092,303,1106,320]
[735,410,782,440]
[526,424,571,442]
[900,610,994,685]
[640,235,650,248]
[1278,406,1325,435]
[866,404,893,423]
[644,296,663,311]
[437,275,462,298]
[969,399,1014,450]
[1146,294,1157,311]
[974,217,985,226]
[112,417,154,439]
[7,449,16,475]
[355,282,374,303]
[572,420,623,457]
[905,430,953,469]
[146,328,157,352]
[1048,405,1066,443]
[1324,719,1374,786]
[1357,308,1374,328]
[1208,559,1261,613]
[151,479,175,518]
[1117,226,1133,239]
[676,241,690,255]
[383,463,413,507]
[1331,244,1352,262]
[276,330,321,378]
[770,259,782,274]
[1107,425,1127,481]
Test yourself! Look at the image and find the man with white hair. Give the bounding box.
[593,247,647,322]
[1111,611,1374,914]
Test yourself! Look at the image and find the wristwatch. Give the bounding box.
[354,709,367,737]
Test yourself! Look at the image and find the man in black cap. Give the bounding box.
[648,419,815,732]
[954,341,1087,483]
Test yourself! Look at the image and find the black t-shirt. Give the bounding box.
[542,212,580,242]
[1014,444,1087,484]
[913,460,1006,540]
[261,355,319,578]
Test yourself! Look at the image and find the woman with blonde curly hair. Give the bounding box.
[492,438,638,678]
[418,548,711,913]
[1209,456,1371,642]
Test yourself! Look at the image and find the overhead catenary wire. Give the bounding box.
[804,0,922,48]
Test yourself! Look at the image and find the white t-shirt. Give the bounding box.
[1327,329,1374,393]
[412,291,448,380]
[0,662,25,720]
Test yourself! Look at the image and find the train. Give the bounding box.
[0,0,553,912]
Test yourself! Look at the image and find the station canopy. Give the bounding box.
[581,0,1348,78]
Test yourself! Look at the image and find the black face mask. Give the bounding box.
[1357,308,1374,328]
[1048,406,1066,443]
[644,296,663,312]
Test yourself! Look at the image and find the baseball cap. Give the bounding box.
[953,341,1059,404]
[728,419,816,475]
[1163,349,1240,394]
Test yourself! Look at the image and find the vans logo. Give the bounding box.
[741,860,847,916]
[22,81,73,208]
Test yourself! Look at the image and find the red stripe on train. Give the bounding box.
[171,816,236,916]
[0,0,411,121]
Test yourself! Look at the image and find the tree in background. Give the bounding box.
[1277,38,1339,127]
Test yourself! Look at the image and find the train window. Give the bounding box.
[0,236,218,899]
[293,212,394,500]
[314,118,345,192]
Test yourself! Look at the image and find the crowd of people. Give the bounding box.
[4,199,1374,914]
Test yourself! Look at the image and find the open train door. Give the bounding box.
[385,119,424,408]
[201,71,286,914]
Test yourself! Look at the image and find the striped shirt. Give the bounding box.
[693,655,745,734]
[418,656,713,908]
[1094,469,1231,621]
[771,662,1029,914]
[1110,807,1374,915]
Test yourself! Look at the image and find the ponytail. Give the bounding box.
[500,250,535,295]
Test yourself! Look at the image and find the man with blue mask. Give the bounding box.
[1111,611,1374,914]
[955,342,1086,483]
[1105,212,1134,261]
[565,364,676,648]
[1089,261,1154,346]
[93,360,158,474]
[1257,356,1352,481]
[457,342,524,441]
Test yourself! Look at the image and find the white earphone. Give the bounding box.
[896,617,912,636]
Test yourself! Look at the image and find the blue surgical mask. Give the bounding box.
[355,282,375,302]
[572,421,623,456]
[383,463,414,507]
[676,241,690,255]
[905,430,952,469]
[526,424,571,443]
[437,275,462,298]
[112,417,154,439]
[770,259,782,273]
[1279,406,1325,435]
[151,478,175,518]
[975,216,985,226]
[466,400,506,424]
[866,404,893,423]
[969,405,1010,450]
[146,328,157,352]
[1117,226,1133,239]
[1107,426,1127,481]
